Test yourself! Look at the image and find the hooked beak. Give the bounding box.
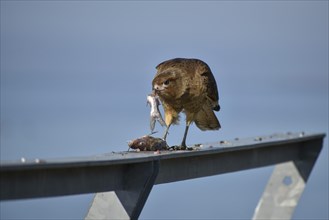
[152,88,160,96]
[153,85,165,95]
[153,85,161,91]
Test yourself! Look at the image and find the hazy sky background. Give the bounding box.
[1,1,328,219]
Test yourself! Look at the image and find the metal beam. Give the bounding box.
[0,132,325,220]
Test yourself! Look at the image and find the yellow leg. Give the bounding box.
[162,124,171,140]
[163,109,175,141]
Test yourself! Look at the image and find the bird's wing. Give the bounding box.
[202,71,218,102]
[195,104,221,131]
[197,62,220,111]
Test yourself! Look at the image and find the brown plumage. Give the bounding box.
[152,58,221,148]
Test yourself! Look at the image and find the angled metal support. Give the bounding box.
[253,138,323,220]
[85,160,159,220]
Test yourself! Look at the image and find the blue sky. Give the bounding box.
[1,1,328,219]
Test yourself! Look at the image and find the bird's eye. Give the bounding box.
[163,80,170,85]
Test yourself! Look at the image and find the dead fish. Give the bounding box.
[128,135,168,151]
[147,93,166,132]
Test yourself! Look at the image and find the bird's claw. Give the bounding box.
[168,145,193,151]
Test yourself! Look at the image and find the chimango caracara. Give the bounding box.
[152,58,221,148]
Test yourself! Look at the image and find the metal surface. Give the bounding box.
[0,132,325,220]
[85,160,159,220]
[253,161,306,220]
[252,136,324,220]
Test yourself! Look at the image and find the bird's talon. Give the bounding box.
[180,146,187,150]
[167,146,175,151]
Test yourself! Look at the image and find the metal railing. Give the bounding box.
[0,132,325,220]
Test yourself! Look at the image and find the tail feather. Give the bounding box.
[195,105,221,131]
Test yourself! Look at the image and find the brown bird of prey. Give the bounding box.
[152,58,221,148]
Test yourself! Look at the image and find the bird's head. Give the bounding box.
[152,70,181,99]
